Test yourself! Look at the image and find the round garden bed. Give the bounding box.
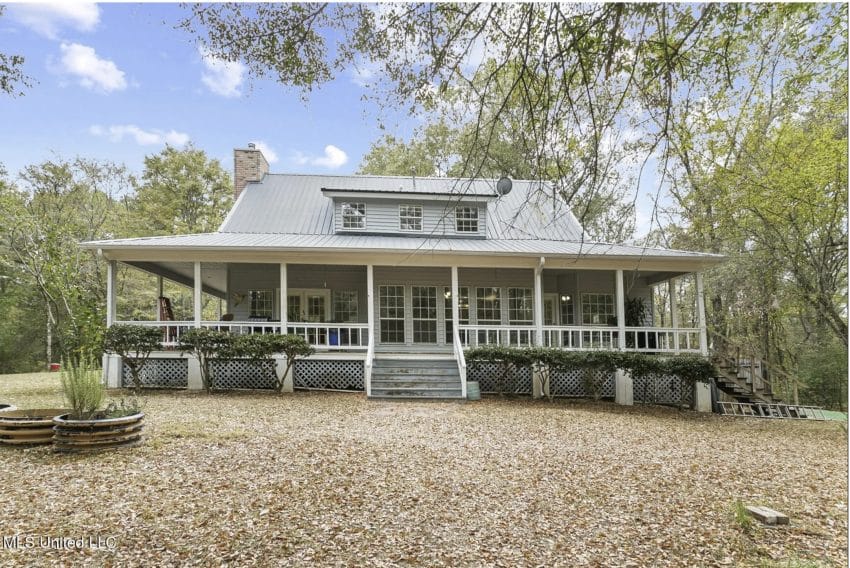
[52,412,145,454]
[0,409,67,446]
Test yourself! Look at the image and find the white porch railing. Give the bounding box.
[543,326,617,350]
[285,323,369,350]
[457,325,537,347]
[459,324,702,353]
[113,321,194,348]
[114,321,369,350]
[623,326,700,353]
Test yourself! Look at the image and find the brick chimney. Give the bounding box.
[233,143,270,200]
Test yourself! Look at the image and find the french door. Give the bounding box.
[411,286,437,343]
[379,285,405,344]
[378,284,440,345]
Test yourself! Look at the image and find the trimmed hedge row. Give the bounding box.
[465,346,716,400]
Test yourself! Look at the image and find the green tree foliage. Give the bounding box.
[0,145,233,371]
[798,340,848,412]
[132,144,233,235]
[0,158,131,358]
[0,7,32,97]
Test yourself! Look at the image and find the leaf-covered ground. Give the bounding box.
[0,372,846,567]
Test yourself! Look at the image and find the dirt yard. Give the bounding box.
[0,372,846,567]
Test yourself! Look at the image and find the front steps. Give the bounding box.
[370,356,463,399]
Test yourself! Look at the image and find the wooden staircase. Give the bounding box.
[712,355,781,404]
[709,331,799,405]
[369,355,463,399]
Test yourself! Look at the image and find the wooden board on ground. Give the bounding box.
[745,505,789,525]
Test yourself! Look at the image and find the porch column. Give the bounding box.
[533,258,544,346]
[451,266,460,340]
[615,269,626,350]
[694,271,711,412]
[280,263,288,333]
[193,261,202,328]
[366,264,374,397]
[156,276,163,319]
[106,259,116,327]
[669,278,680,353]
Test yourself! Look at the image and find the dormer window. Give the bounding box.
[341,202,365,229]
[399,205,423,231]
[455,206,479,232]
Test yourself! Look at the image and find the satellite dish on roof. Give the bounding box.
[496,177,513,196]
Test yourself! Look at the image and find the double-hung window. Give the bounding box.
[455,206,479,233]
[581,293,615,325]
[399,205,423,231]
[341,202,366,229]
[249,289,274,319]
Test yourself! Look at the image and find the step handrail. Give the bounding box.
[453,326,468,399]
[365,331,374,397]
[709,329,801,403]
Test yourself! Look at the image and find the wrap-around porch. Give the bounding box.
[105,260,710,403]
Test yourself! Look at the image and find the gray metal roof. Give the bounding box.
[219,173,587,241]
[83,231,723,261]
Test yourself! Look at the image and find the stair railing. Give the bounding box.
[453,326,468,399]
[709,329,801,404]
[364,329,374,397]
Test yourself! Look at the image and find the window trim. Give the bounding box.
[341,202,366,230]
[398,204,423,232]
[332,290,359,323]
[580,292,616,326]
[249,289,275,319]
[455,206,480,233]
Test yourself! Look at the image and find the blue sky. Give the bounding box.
[0,2,417,180]
[0,2,666,238]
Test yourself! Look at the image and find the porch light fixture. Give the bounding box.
[561,295,571,302]
[444,291,452,300]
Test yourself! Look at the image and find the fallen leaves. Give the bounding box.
[0,372,846,566]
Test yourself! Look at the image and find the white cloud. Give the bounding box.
[250,141,279,163]
[89,124,190,147]
[8,2,99,39]
[200,48,245,98]
[292,145,348,169]
[59,43,126,93]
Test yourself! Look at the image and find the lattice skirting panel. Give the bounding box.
[549,368,615,398]
[122,358,188,389]
[633,374,694,406]
[294,360,364,391]
[210,360,277,390]
[468,363,533,395]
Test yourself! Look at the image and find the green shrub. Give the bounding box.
[464,346,716,404]
[178,328,233,393]
[244,334,314,392]
[103,324,162,394]
[61,356,105,420]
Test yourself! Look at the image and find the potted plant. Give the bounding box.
[52,356,145,453]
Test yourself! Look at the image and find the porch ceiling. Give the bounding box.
[123,261,227,299]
